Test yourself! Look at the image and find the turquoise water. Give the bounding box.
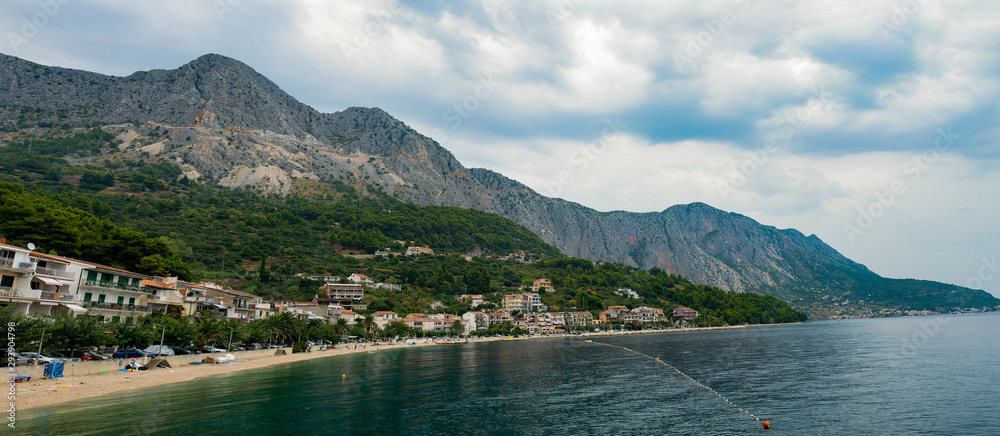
[19,313,1000,435]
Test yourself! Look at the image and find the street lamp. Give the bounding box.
[154,324,166,357]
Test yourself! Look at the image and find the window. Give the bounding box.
[128,297,135,306]
[0,275,13,287]
[117,296,124,305]
[83,292,92,302]
[86,271,97,282]
[97,294,106,303]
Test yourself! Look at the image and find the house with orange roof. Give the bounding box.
[462,311,489,334]
[633,306,665,323]
[458,294,484,308]
[372,311,399,328]
[347,273,374,284]
[404,246,435,256]
[672,306,699,321]
[488,311,512,325]
[532,278,554,292]
[143,278,184,313]
[0,240,54,316]
[339,309,360,325]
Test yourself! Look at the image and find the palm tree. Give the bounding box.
[333,318,349,337]
[264,312,304,344]
[360,315,377,339]
[195,317,223,348]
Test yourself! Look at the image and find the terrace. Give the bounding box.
[80,301,148,312]
[82,280,144,293]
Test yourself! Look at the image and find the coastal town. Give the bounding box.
[1,238,702,340]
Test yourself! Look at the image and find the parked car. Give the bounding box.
[111,348,150,359]
[144,345,175,356]
[171,346,195,355]
[201,345,226,353]
[62,350,103,361]
[21,352,64,364]
[47,351,81,362]
[73,350,112,360]
[88,351,112,360]
[0,350,30,366]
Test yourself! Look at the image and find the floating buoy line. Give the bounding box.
[587,340,770,431]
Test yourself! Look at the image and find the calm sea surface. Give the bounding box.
[18,313,1000,435]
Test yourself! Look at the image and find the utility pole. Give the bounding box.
[34,328,45,366]
[155,324,166,357]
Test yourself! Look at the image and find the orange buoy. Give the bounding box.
[762,421,770,430]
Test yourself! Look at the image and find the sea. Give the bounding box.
[17,312,1000,435]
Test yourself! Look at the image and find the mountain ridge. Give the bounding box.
[2,52,995,315]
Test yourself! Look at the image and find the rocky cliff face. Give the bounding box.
[2,53,993,312]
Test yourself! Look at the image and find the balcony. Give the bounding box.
[148,296,184,305]
[35,267,75,279]
[0,286,17,298]
[35,291,77,302]
[185,296,224,304]
[82,280,144,293]
[0,258,35,271]
[80,301,148,312]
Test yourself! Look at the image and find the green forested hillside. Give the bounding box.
[0,131,807,325]
[0,181,192,279]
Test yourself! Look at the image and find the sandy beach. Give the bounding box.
[15,324,779,411]
[14,340,443,411]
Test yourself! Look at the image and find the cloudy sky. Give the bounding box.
[3,0,998,297]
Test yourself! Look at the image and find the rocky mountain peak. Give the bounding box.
[3,52,995,316]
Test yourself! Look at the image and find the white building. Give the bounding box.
[615,288,640,299]
[405,246,435,256]
[347,273,374,284]
[372,311,399,329]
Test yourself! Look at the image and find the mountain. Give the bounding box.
[2,52,996,315]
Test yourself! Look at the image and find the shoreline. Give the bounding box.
[15,323,788,411]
